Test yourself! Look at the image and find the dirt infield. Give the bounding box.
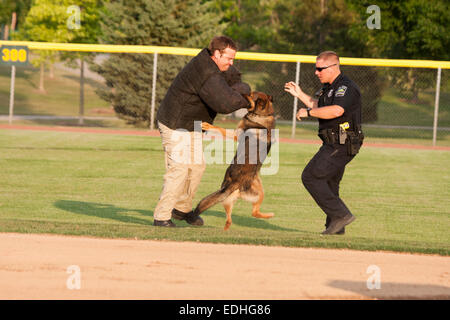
[1,233,449,300]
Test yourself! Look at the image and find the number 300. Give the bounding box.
[2,48,27,63]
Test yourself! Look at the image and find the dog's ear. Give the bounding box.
[269,95,273,102]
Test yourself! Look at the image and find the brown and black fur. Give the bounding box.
[194,92,276,230]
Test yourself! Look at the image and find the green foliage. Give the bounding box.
[347,0,450,60]
[93,0,225,126]
[59,0,106,67]
[0,0,32,33]
[14,0,106,94]
[14,0,75,86]
[212,0,279,51]
[221,0,383,122]
[17,0,104,63]
[347,0,449,102]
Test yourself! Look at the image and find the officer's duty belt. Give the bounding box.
[318,128,340,144]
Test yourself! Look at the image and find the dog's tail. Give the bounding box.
[193,187,236,216]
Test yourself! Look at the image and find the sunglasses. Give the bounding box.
[315,63,337,72]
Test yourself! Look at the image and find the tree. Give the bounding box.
[347,0,450,102]
[92,0,225,127]
[59,0,106,124]
[219,0,383,122]
[212,0,279,52]
[0,0,32,40]
[16,0,76,92]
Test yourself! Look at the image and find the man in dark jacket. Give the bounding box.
[154,36,251,227]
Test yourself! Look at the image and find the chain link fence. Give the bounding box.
[232,59,449,145]
[0,46,449,146]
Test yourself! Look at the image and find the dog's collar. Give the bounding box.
[244,113,272,129]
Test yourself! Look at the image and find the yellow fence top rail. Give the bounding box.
[1,40,449,69]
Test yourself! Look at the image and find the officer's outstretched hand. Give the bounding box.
[284,81,302,98]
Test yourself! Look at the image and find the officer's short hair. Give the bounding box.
[317,51,340,64]
[209,36,237,55]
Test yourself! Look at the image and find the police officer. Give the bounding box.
[284,51,363,235]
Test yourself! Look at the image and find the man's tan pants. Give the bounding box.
[154,122,206,221]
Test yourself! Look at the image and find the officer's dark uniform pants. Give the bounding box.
[301,143,355,229]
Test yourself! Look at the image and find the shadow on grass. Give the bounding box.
[202,209,299,232]
[54,200,153,226]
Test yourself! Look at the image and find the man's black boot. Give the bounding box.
[153,219,176,227]
[171,208,204,226]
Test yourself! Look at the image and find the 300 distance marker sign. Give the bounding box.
[1,45,29,65]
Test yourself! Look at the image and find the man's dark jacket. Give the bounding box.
[157,48,250,131]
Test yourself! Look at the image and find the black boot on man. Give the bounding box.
[153,219,176,227]
[322,214,355,235]
[172,208,204,226]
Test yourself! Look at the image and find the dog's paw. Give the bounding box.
[224,221,232,231]
[252,212,274,219]
[201,122,214,131]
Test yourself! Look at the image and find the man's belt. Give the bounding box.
[318,128,339,144]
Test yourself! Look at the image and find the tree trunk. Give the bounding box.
[79,58,85,125]
[3,25,9,40]
[3,12,17,40]
[49,63,54,79]
[11,12,17,32]
[39,63,45,93]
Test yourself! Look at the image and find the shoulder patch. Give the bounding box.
[335,85,347,97]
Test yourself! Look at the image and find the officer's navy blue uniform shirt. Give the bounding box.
[316,73,362,131]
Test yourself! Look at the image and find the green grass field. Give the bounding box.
[1,128,449,255]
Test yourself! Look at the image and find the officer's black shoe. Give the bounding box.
[153,219,176,227]
[171,209,204,226]
[321,214,355,235]
[325,225,345,235]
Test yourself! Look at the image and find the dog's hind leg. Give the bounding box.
[250,175,274,219]
[222,190,239,231]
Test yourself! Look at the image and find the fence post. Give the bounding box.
[150,52,158,130]
[79,58,84,125]
[291,61,301,139]
[8,65,16,125]
[432,67,441,147]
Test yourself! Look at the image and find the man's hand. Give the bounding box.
[296,108,308,121]
[284,81,318,109]
[284,81,302,98]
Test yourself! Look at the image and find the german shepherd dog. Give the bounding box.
[193,92,276,230]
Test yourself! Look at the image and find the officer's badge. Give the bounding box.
[314,88,324,98]
[335,86,347,97]
[328,89,333,97]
